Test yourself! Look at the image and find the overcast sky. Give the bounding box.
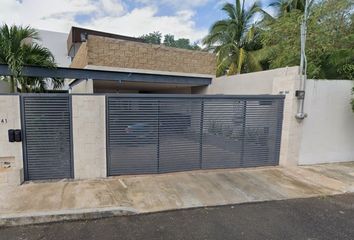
[0,0,273,42]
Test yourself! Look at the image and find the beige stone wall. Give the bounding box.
[72,95,106,179]
[70,42,88,68]
[0,96,24,185]
[72,35,216,75]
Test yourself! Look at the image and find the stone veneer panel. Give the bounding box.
[71,35,216,75]
[72,95,106,179]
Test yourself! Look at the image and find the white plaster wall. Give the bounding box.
[299,80,354,164]
[0,96,24,185]
[36,30,71,68]
[272,76,302,167]
[198,67,299,95]
[197,66,302,167]
[72,95,106,179]
[0,96,23,168]
[70,79,94,93]
[0,81,10,93]
[36,30,71,90]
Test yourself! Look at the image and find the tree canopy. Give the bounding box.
[202,0,263,76]
[205,0,354,79]
[140,32,201,50]
[260,0,354,80]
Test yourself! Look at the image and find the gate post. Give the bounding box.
[199,99,204,169]
[272,75,303,167]
[72,95,106,179]
[157,100,160,173]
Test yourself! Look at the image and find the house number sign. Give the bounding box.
[0,118,8,124]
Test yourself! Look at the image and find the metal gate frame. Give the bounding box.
[106,94,285,176]
[21,94,74,181]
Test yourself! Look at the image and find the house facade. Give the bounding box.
[0,26,353,186]
[67,27,216,94]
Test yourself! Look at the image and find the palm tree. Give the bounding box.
[269,0,306,17]
[0,24,62,92]
[203,0,263,76]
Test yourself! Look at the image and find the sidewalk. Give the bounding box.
[1,162,354,226]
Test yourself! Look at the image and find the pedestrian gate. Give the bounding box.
[21,95,73,181]
[107,95,284,176]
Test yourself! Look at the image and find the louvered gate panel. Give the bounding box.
[107,95,284,176]
[242,99,284,167]
[201,99,244,169]
[158,98,202,173]
[22,95,73,181]
[107,97,159,175]
[202,97,284,169]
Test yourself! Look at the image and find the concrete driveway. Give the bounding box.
[1,162,354,225]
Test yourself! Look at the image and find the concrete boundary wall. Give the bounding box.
[194,67,299,95]
[0,95,23,185]
[1,67,352,185]
[299,80,354,164]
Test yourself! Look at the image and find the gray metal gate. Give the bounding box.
[107,95,284,176]
[21,95,73,181]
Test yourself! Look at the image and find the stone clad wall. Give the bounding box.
[72,95,106,179]
[70,42,88,68]
[71,35,216,75]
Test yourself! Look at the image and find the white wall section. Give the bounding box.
[299,80,354,164]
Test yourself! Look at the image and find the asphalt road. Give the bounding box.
[2,193,354,240]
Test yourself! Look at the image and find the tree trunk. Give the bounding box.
[10,76,16,93]
[237,48,245,74]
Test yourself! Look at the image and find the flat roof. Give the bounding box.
[0,64,212,87]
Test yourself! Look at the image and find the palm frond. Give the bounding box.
[0,24,58,92]
[222,3,237,20]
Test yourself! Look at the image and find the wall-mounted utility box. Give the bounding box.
[8,129,21,142]
[14,129,21,142]
[8,129,15,142]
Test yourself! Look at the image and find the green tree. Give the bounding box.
[141,32,201,50]
[203,0,263,76]
[140,31,162,44]
[163,34,176,47]
[0,24,62,92]
[351,87,354,112]
[260,0,354,79]
[269,0,306,16]
[163,34,201,50]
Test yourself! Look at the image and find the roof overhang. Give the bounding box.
[0,64,212,87]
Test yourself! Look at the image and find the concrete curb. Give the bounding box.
[0,207,138,227]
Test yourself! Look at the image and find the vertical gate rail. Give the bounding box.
[157,100,160,173]
[199,100,204,169]
[107,94,285,176]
